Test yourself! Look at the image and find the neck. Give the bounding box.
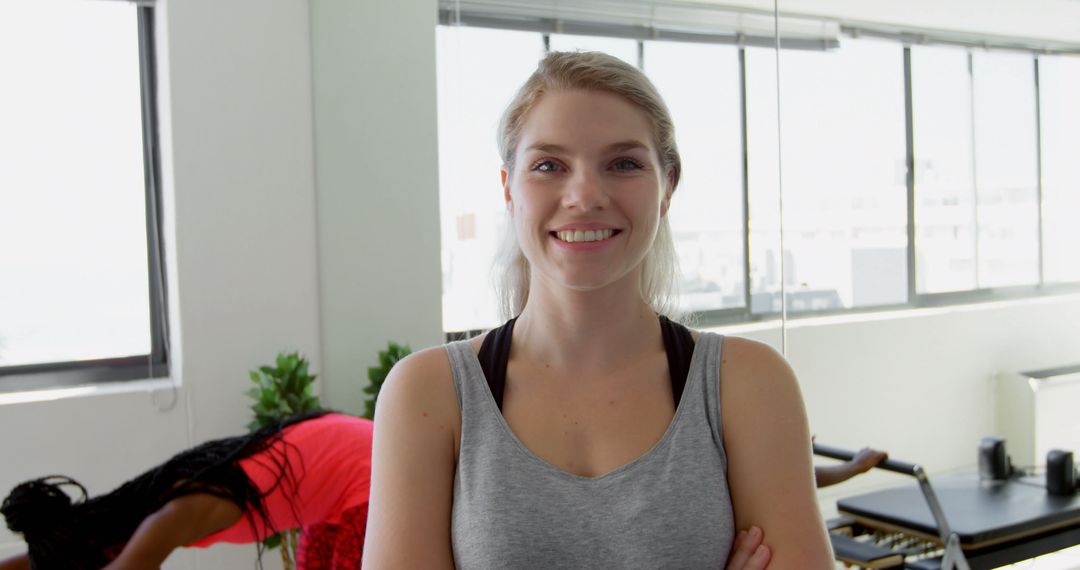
[512,272,662,373]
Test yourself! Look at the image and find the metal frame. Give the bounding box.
[904,47,918,304]
[913,465,971,570]
[816,444,971,569]
[0,5,170,391]
[437,9,837,50]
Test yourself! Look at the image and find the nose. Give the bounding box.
[561,168,609,211]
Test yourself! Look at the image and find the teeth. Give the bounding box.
[556,229,614,243]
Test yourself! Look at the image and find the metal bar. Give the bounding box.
[838,24,1080,56]
[436,10,836,50]
[968,50,981,288]
[0,358,169,393]
[904,46,917,302]
[137,4,170,380]
[914,466,954,540]
[739,47,752,315]
[914,466,970,570]
[1034,57,1046,289]
[812,443,919,476]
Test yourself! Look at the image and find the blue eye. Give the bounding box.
[531,159,561,172]
[613,158,644,171]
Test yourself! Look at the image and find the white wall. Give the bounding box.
[790,295,1080,514]
[310,0,444,415]
[1,0,1077,566]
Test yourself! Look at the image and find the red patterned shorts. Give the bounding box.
[296,503,367,569]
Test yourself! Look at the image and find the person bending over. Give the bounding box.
[0,411,372,570]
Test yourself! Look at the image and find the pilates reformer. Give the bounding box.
[814,443,1080,570]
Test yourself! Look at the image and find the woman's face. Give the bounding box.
[503,89,671,296]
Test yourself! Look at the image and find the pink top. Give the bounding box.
[187,413,373,547]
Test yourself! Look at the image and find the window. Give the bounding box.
[971,51,1040,289]
[0,0,167,389]
[548,34,638,66]
[744,46,784,315]
[435,13,1080,334]
[911,45,978,294]
[436,25,543,332]
[644,41,745,313]
[1038,55,1080,285]
[765,38,908,312]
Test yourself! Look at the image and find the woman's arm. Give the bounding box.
[103,493,243,569]
[815,448,887,488]
[720,337,833,569]
[362,347,460,569]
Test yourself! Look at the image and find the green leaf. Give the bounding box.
[361,341,412,420]
[262,532,282,549]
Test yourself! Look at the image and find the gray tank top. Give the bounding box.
[444,331,735,569]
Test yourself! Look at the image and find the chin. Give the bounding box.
[557,270,636,293]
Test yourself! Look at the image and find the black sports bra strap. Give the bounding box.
[478,317,517,411]
[478,315,694,410]
[659,315,694,407]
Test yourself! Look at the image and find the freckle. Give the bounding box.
[573,420,578,425]
[608,400,616,405]
[545,363,551,368]
[422,412,429,417]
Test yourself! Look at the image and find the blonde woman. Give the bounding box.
[364,51,833,569]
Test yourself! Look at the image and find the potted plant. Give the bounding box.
[362,341,411,420]
[246,351,322,569]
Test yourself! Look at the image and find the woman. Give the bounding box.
[364,51,833,568]
[0,411,372,569]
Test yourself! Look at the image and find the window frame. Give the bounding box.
[0,5,170,392]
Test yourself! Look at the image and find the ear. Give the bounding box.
[501,166,512,212]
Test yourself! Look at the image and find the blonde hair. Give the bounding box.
[493,51,683,322]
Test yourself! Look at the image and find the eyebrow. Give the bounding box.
[524,140,651,154]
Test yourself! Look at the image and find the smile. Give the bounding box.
[552,229,620,243]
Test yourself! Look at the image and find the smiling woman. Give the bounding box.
[363,50,832,569]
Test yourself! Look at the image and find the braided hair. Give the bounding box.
[1,410,330,569]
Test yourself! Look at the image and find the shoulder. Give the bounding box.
[375,345,461,445]
[381,345,459,410]
[720,336,793,382]
[392,344,456,380]
[365,348,459,567]
[717,337,802,423]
